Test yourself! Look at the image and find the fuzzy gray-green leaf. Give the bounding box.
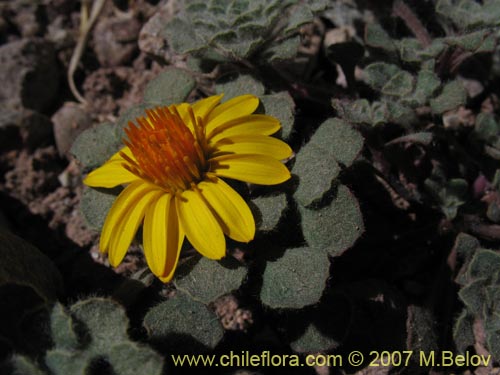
[467,249,500,281]
[45,298,164,375]
[108,342,164,375]
[446,30,497,53]
[284,4,313,35]
[11,355,46,375]
[290,323,340,353]
[80,186,120,231]
[262,36,301,63]
[115,104,150,139]
[382,71,414,98]
[163,17,206,54]
[452,309,475,353]
[332,99,372,124]
[174,257,247,304]
[50,303,78,350]
[215,74,265,101]
[293,118,363,207]
[293,144,339,207]
[364,23,396,52]
[259,92,295,139]
[70,122,122,170]
[144,292,224,350]
[300,184,364,256]
[251,193,287,231]
[363,63,402,91]
[430,80,467,114]
[143,68,196,106]
[260,247,329,309]
[402,70,441,107]
[45,351,88,375]
[475,113,500,143]
[70,298,129,349]
[458,278,487,315]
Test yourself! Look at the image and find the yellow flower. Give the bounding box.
[84,94,292,282]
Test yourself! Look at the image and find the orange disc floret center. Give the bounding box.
[121,106,208,193]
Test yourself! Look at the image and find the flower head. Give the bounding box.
[84,94,292,282]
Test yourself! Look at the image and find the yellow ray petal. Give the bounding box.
[192,94,223,121]
[143,193,184,280]
[198,178,255,242]
[84,147,137,188]
[110,146,134,162]
[176,189,226,259]
[210,154,291,185]
[108,189,162,267]
[169,103,192,130]
[207,114,281,142]
[84,161,138,188]
[100,181,156,253]
[211,135,293,160]
[205,95,259,134]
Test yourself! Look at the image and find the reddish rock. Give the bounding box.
[52,102,93,157]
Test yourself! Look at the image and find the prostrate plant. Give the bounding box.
[453,233,500,360]
[163,0,328,65]
[72,61,365,352]
[18,0,500,368]
[11,299,164,375]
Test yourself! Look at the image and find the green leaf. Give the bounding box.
[46,298,164,375]
[143,68,196,106]
[144,292,224,350]
[381,71,414,98]
[401,69,441,107]
[363,62,402,91]
[261,36,301,63]
[453,310,475,353]
[11,355,46,375]
[212,30,261,58]
[259,92,295,139]
[459,278,487,315]
[250,193,287,231]
[50,303,78,350]
[293,118,363,207]
[300,184,364,256]
[80,186,121,231]
[446,30,497,53]
[215,73,265,101]
[70,122,122,170]
[397,38,445,63]
[260,247,329,309]
[108,342,165,375]
[284,4,313,35]
[453,233,481,286]
[289,323,340,353]
[174,257,247,304]
[424,176,468,220]
[475,113,500,143]
[0,228,62,301]
[487,200,500,223]
[436,0,500,30]
[163,17,206,54]
[70,298,130,350]
[45,351,88,375]
[364,23,396,52]
[115,104,150,139]
[293,143,340,207]
[430,80,467,114]
[467,249,500,281]
[332,99,372,125]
